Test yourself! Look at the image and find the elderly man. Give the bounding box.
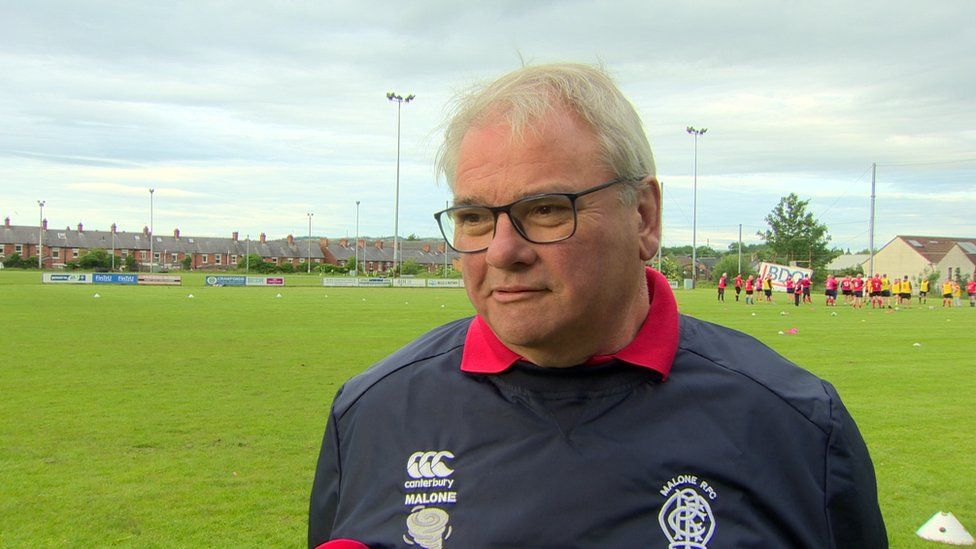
[309,64,887,548]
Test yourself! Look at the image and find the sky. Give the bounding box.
[2,1,974,252]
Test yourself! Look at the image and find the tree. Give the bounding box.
[710,254,754,282]
[124,254,137,272]
[399,260,424,276]
[657,256,681,280]
[758,193,832,272]
[181,256,192,270]
[78,248,112,270]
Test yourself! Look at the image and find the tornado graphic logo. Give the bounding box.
[403,506,452,549]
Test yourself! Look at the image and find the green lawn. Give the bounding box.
[1,270,973,547]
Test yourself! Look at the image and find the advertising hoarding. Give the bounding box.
[426,279,464,288]
[757,262,814,292]
[137,274,182,286]
[42,273,92,284]
[205,275,247,286]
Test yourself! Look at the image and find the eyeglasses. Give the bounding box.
[434,177,634,253]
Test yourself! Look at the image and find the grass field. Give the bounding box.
[1,270,973,547]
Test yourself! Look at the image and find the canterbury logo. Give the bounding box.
[406,451,455,479]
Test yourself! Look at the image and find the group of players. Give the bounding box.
[716,272,976,308]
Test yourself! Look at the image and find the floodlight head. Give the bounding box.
[686,126,694,134]
[386,92,394,99]
[405,94,416,102]
[701,128,708,134]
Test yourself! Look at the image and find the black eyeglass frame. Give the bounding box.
[434,177,640,254]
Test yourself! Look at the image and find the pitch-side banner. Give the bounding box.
[138,274,182,286]
[93,273,139,285]
[757,262,813,292]
[42,273,93,284]
[245,277,285,286]
[426,279,464,288]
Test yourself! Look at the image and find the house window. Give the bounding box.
[15,244,22,253]
[231,255,237,265]
[52,249,60,259]
[214,255,221,265]
[140,251,147,260]
[171,253,178,262]
[121,250,128,258]
[153,252,160,261]
[73,249,79,258]
[202,254,208,263]
[272,257,278,263]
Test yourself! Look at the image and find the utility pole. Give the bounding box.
[869,162,877,278]
[657,181,664,271]
[686,126,707,288]
[355,201,361,277]
[37,200,45,269]
[149,188,155,273]
[738,223,743,274]
[307,212,314,274]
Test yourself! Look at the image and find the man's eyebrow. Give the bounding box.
[451,183,573,207]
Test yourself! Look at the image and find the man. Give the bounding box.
[801,273,812,303]
[734,272,743,301]
[717,272,727,302]
[919,277,929,305]
[881,274,892,308]
[900,276,912,308]
[841,274,853,305]
[870,274,883,309]
[308,64,886,548]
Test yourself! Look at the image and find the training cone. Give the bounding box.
[916,511,974,545]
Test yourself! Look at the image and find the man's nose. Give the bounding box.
[485,213,537,269]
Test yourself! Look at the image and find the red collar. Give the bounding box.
[461,267,679,379]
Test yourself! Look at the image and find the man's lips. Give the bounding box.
[489,286,546,303]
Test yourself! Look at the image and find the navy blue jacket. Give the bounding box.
[309,315,887,548]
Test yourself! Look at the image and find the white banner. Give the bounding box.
[757,262,814,292]
[426,279,465,288]
[322,277,360,287]
[42,273,93,284]
[393,278,427,288]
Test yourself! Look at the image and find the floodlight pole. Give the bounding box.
[869,162,876,278]
[657,181,663,270]
[387,91,415,278]
[355,200,360,276]
[111,226,116,271]
[37,200,45,269]
[245,235,250,274]
[738,223,743,274]
[149,188,155,273]
[307,212,313,274]
[444,200,449,276]
[686,126,707,288]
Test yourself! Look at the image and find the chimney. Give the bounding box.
[77,222,84,232]
[287,234,294,245]
[438,243,445,254]
[375,240,384,249]
[322,237,329,247]
[340,238,349,247]
[423,244,431,253]
[4,216,9,227]
[111,223,117,233]
[174,228,180,238]
[42,218,47,230]
[232,231,239,241]
[259,232,266,243]
[143,226,150,236]
[358,238,365,249]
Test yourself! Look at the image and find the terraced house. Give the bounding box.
[0,217,458,274]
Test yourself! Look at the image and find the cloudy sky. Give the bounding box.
[2,1,973,251]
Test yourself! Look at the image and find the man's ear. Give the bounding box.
[637,176,661,261]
